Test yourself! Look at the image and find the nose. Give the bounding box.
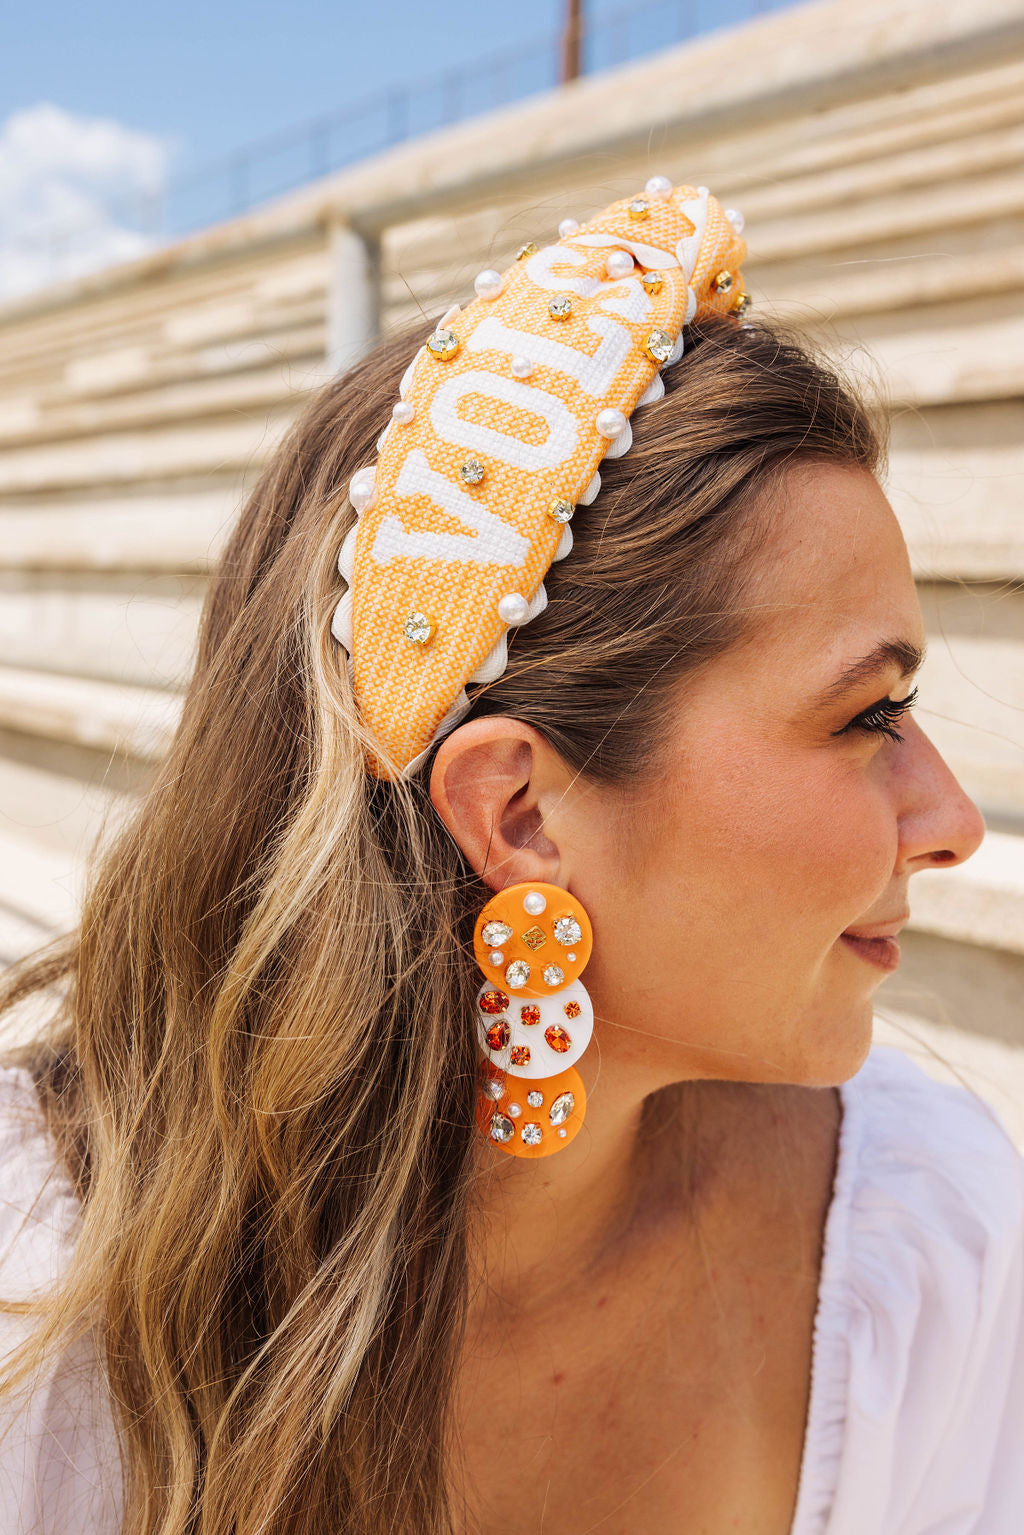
[893,717,986,874]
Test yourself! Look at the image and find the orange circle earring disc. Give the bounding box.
[473,881,593,998]
[476,1063,587,1158]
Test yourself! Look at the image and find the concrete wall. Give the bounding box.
[1,0,1022,1057]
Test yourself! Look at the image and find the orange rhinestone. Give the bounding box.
[545,1025,572,1053]
[520,1005,541,1025]
[479,989,510,1015]
[486,1020,510,1050]
[510,1045,531,1066]
[563,1000,582,1019]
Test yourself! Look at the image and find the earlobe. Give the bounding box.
[429,719,563,890]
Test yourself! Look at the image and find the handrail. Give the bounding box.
[3,0,783,294]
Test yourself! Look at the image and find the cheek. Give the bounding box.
[658,743,899,942]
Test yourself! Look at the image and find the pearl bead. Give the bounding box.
[558,217,580,238]
[698,185,709,196]
[392,400,414,424]
[644,174,672,200]
[498,592,531,625]
[508,1103,522,1118]
[566,952,577,962]
[558,1128,568,1138]
[596,407,627,439]
[510,355,533,378]
[489,950,505,966]
[348,468,376,513]
[474,268,503,300]
[725,208,745,235]
[604,249,634,281]
[523,891,547,915]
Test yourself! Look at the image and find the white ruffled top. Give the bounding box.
[1,1046,1022,1533]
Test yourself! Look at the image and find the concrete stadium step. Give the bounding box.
[910,829,1024,954]
[0,665,180,760]
[0,482,246,573]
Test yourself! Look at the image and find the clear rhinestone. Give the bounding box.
[489,1113,515,1143]
[548,294,573,320]
[426,327,459,360]
[507,1102,522,1118]
[553,916,582,946]
[547,497,574,524]
[505,960,531,989]
[522,925,546,951]
[482,920,514,947]
[641,270,663,294]
[527,1090,544,1108]
[549,1091,575,1126]
[404,611,435,645]
[543,964,565,987]
[483,1076,505,1100]
[460,457,485,485]
[712,269,735,294]
[521,1122,543,1146]
[644,328,673,364]
[516,241,538,260]
[732,292,752,318]
[628,197,650,221]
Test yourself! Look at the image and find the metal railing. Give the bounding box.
[3,0,786,296]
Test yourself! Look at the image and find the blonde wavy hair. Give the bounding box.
[1,315,882,1534]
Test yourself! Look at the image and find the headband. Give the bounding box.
[331,178,749,780]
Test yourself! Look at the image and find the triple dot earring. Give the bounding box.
[472,881,593,1158]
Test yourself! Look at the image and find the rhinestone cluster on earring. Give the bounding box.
[471,881,594,1158]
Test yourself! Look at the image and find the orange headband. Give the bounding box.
[331,178,748,779]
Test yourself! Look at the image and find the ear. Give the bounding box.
[429,717,567,892]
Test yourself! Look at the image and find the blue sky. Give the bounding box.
[4,0,773,169]
[0,0,783,297]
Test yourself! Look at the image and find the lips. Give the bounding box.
[842,917,908,941]
[839,914,908,974]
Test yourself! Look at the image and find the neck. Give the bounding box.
[464,1040,711,1326]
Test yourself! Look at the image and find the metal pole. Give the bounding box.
[561,0,583,84]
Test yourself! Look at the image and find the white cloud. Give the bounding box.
[0,103,173,303]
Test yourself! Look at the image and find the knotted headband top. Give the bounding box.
[330,177,749,780]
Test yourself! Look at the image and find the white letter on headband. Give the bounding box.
[331,181,749,781]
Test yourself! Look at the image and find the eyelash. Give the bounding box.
[835,687,919,745]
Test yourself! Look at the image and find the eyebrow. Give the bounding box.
[814,639,926,707]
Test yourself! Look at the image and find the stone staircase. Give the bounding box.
[1,0,1021,1056]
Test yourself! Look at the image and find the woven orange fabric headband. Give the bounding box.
[331,177,749,779]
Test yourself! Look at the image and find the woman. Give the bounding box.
[1,181,1021,1535]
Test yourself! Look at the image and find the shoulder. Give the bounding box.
[845,1043,1024,1251]
[0,1064,81,1295]
[794,1045,1024,1535]
[0,1065,121,1534]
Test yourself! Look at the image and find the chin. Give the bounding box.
[799,997,876,1087]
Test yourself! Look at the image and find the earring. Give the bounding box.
[471,880,593,1158]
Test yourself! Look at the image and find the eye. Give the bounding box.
[834,686,919,745]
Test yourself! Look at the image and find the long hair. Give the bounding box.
[0,314,883,1534]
